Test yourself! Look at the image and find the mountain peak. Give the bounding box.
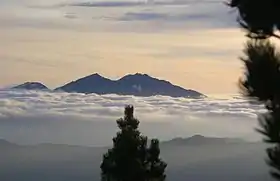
[134,73,149,77]
[12,82,49,91]
[119,73,151,80]
[90,73,102,77]
[163,135,245,146]
[54,73,114,93]
[189,134,205,139]
[81,73,105,80]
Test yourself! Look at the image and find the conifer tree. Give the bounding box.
[229,0,280,179]
[228,0,280,39]
[100,105,167,181]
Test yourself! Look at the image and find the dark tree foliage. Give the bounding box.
[100,105,167,181]
[239,39,280,180]
[228,0,280,39]
[228,0,280,179]
[240,40,280,102]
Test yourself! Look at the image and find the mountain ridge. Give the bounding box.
[11,82,49,91]
[161,134,248,146]
[0,135,251,148]
[55,73,205,98]
[9,73,205,98]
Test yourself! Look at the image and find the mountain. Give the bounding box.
[55,73,114,94]
[0,139,17,147]
[55,73,205,98]
[162,135,246,146]
[12,82,49,91]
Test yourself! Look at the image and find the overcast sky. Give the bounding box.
[0,0,245,95]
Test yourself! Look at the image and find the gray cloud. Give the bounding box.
[120,12,168,21]
[115,1,237,29]
[64,12,78,19]
[70,1,143,8]
[69,0,222,8]
[119,11,220,22]
[0,90,265,146]
[0,0,238,32]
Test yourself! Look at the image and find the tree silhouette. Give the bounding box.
[229,1,280,180]
[228,0,280,39]
[100,105,167,181]
[239,40,280,180]
[146,139,167,181]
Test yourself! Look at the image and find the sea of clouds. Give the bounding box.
[0,90,265,146]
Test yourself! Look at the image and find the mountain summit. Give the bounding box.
[162,135,245,146]
[55,73,113,94]
[55,73,204,98]
[12,82,49,91]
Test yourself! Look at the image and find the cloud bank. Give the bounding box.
[0,90,265,146]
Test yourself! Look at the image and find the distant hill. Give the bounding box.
[0,138,270,181]
[12,82,49,91]
[162,135,246,146]
[55,73,205,98]
[0,139,17,147]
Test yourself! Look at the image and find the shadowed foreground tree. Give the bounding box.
[239,40,280,180]
[229,0,280,178]
[228,0,280,39]
[100,105,167,181]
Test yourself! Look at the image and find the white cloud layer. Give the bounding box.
[0,90,265,146]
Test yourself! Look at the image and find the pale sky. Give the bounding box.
[0,0,245,95]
